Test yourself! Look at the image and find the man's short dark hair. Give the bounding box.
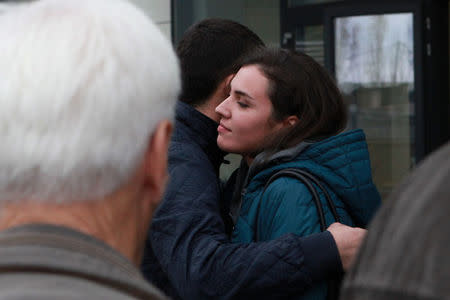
[176,18,265,107]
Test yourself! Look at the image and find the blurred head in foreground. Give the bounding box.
[0,0,179,264]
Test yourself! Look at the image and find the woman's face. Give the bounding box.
[215,65,285,155]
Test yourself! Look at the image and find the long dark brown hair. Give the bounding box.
[241,48,348,154]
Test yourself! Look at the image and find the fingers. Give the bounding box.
[327,223,367,271]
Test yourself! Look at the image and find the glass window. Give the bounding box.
[288,0,343,7]
[334,13,415,198]
[173,0,280,47]
[295,25,324,65]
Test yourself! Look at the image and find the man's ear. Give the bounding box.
[219,74,235,99]
[200,74,236,123]
[142,120,173,204]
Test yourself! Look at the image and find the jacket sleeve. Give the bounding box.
[147,157,342,299]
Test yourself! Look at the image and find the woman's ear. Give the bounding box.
[284,115,299,127]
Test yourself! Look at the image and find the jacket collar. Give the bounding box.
[247,141,312,183]
[174,101,226,173]
[0,223,140,277]
[0,223,168,299]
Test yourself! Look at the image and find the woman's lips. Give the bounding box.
[218,123,231,133]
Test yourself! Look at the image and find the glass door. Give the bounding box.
[322,2,427,199]
[281,1,424,199]
[333,12,415,198]
[281,0,449,199]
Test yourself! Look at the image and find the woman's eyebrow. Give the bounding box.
[234,89,254,100]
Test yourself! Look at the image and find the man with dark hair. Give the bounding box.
[142,18,366,300]
[341,141,450,300]
[177,18,265,106]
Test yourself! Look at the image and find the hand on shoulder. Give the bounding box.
[327,222,367,271]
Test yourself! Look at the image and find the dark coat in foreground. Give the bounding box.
[342,140,450,299]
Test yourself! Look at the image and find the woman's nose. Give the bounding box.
[215,97,231,118]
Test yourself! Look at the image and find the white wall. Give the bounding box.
[0,1,28,14]
[128,0,172,41]
[0,0,172,40]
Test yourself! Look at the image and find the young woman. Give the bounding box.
[216,48,381,299]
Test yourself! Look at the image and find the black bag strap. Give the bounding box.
[258,168,342,300]
[261,168,340,231]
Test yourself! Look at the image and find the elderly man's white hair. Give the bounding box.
[0,0,180,203]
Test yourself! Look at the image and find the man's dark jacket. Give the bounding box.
[141,101,342,299]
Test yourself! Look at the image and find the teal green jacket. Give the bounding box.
[231,129,381,299]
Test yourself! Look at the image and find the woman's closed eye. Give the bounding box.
[237,101,249,108]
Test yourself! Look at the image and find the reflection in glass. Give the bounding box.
[288,0,343,7]
[334,13,414,198]
[295,25,324,65]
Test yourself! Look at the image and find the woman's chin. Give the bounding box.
[217,141,239,154]
[218,144,233,153]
